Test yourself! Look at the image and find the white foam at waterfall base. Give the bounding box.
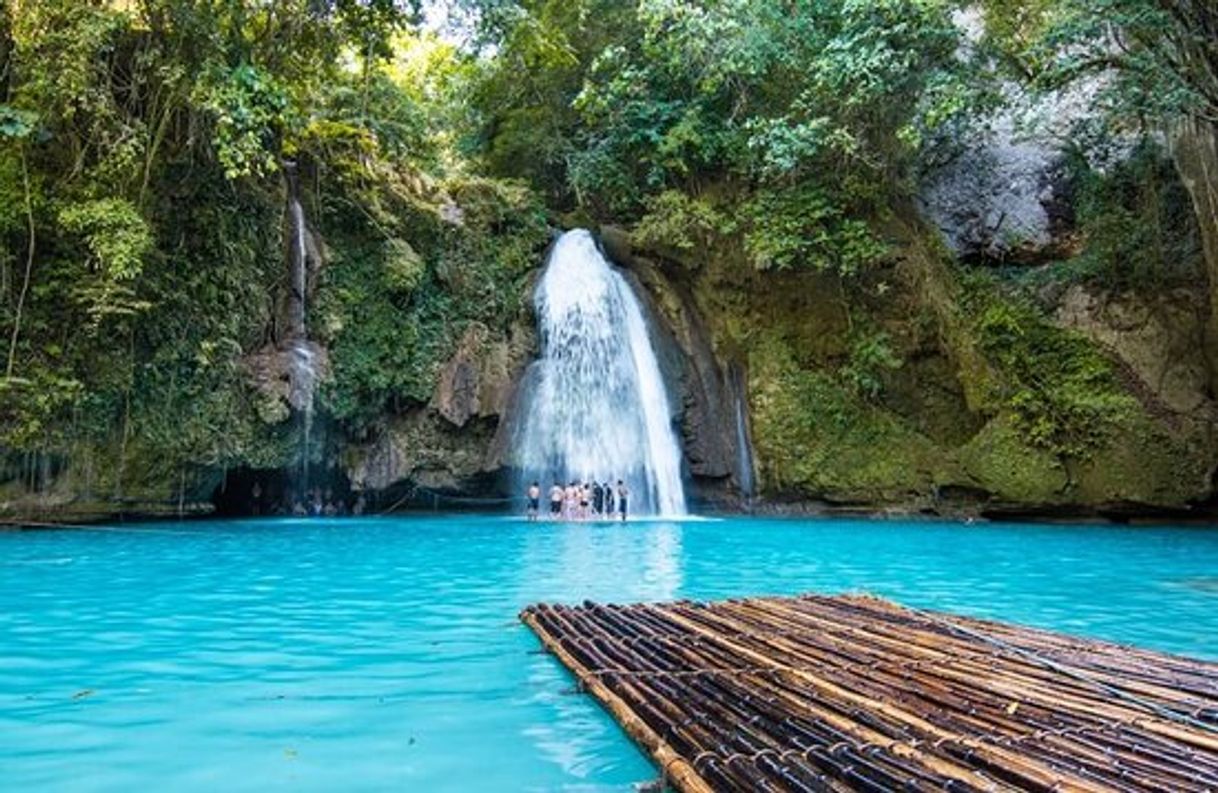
[516,229,687,516]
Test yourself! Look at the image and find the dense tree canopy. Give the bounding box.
[466,0,970,273]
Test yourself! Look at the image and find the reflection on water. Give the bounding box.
[643,522,682,601]
[2,515,1217,792]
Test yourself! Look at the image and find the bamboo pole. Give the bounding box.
[522,607,715,793]
[523,594,1218,793]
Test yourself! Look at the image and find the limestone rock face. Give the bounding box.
[1055,286,1213,416]
[345,315,538,496]
[919,140,1071,262]
[431,319,536,429]
[917,55,1120,263]
[242,341,330,421]
[432,324,487,427]
[345,408,498,493]
[599,227,754,498]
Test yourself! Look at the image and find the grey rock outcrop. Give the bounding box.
[598,226,756,501]
[918,132,1072,262]
[431,323,519,428]
[344,408,499,493]
[345,316,537,495]
[243,341,330,423]
[918,12,1125,263]
[1055,285,1214,417]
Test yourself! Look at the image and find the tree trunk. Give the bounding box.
[1170,117,1218,393]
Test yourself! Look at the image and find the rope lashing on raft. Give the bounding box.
[524,595,1218,792]
[905,604,1218,736]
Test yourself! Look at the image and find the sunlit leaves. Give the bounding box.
[197,65,290,180]
[57,198,153,327]
[481,0,961,273]
[742,185,888,274]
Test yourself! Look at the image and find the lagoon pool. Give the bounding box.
[2,514,1218,791]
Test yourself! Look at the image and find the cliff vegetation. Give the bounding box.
[2,0,1216,519]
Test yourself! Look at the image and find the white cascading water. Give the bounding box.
[284,174,318,491]
[516,229,687,516]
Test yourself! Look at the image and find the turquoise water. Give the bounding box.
[3,515,1218,791]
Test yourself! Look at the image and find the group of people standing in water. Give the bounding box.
[525,479,629,522]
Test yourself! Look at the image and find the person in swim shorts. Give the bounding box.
[616,480,629,522]
[526,482,541,521]
[549,482,564,519]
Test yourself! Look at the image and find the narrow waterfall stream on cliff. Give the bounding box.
[284,164,318,494]
[516,230,687,516]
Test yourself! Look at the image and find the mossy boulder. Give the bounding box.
[749,337,942,503]
[1073,413,1213,506]
[956,415,1069,503]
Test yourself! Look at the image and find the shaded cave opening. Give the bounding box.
[211,465,358,517]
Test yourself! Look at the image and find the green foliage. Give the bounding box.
[841,328,903,400]
[984,0,1217,125]
[1067,140,1203,288]
[197,65,290,180]
[471,0,958,276]
[0,0,424,487]
[382,239,427,295]
[316,171,548,430]
[964,276,1135,458]
[3,0,1211,513]
[57,198,154,328]
[750,336,936,498]
[57,199,151,281]
[0,371,83,449]
[742,185,888,273]
[0,106,38,139]
[633,190,731,255]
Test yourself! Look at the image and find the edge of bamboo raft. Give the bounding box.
[521,608,715,793]
[522,593,1218,792]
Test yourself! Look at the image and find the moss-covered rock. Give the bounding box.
[749,337,942,503]
[956,415,1069,503]
[1073,413,1213,506]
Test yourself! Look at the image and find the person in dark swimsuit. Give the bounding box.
[526,482,541,521]
[603,480,615,516]
[616,480,628,522]
[549,482,563,519]
[592,481,604,516]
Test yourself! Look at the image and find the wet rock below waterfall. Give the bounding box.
[431,322,534,428]
[243,341,330,421]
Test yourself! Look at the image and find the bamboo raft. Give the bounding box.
[521,594,1218,792]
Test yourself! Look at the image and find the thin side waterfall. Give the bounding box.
[734,392,755,501]
[288,194,308,339]
[284,163,317,492]
[730,363,755,503]
[516,229,686,516]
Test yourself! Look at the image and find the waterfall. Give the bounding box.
[284,163,318,493]
[289,196,308,340]
[733,378,755,503]
[285,162,309,344]
[516,229,686,516]
[728,362,755,503]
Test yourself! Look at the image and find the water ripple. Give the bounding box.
[2,515,1217,791]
